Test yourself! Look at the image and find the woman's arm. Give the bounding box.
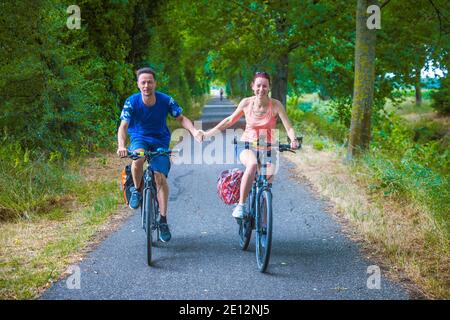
[204,98,247,139]
[274,99,299,148]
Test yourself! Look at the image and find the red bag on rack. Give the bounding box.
[217,168,244,205]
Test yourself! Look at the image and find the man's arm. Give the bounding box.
[117,120,129,157]
[176,115,203,142]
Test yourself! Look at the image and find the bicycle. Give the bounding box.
[125,148,176,266]
[233,137,302,272]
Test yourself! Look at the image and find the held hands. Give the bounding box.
[193,129,214,142]
[194,129,205,143]
[201,129,215,141]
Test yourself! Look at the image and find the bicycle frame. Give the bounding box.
[247,162,272,225]
[141,165,159,234]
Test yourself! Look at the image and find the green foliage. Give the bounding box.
[0,0,211,162]
[0,144,80,220]
[363,153,449,234]
[368,113,449,233]
[287,96,348,143]
[372,114,449,174]
[0,0,135,158]
[288,91,449,236]
[312,139,325,151]
[431,76,450,115]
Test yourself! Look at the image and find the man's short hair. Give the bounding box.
[136,67,156,81]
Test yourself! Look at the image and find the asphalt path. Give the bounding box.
[41,96,409,300]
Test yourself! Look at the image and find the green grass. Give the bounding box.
[0,158,79,221]
[384,96,434,116]
[0,145,123,299]
[0,179,120,299]
[361,153,449,235]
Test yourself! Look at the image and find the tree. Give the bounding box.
[347,0,378,160]
[376,0,449,106]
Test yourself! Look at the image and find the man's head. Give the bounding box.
[136,67,156,97]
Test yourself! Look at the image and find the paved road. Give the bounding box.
[41,96,409,300]
[199,96,245,129]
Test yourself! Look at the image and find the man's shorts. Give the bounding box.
[129,138,171,178]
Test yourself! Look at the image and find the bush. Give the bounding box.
[430,76,450,115]
[0,143,80,221]
[363,153,449,234]
[312,139,325,151]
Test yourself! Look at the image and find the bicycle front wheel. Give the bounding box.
[144,189,155,266]
[255,189,273,273]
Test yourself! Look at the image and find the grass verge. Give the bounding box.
[0,153,130,299]
[284,141,449,299]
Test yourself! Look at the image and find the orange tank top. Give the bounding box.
[241,97,277,144]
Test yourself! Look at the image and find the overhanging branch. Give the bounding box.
[380,0,392,9]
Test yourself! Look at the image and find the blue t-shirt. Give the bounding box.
[120,91,183,148]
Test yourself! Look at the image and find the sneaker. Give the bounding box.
[129,186,142,209]
[232,204,245,219]
[159,223,172,242]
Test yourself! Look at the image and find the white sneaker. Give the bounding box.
[232,204,245,219]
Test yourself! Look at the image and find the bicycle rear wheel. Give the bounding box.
[255,189,273,272]
[154,201,160,245]
[239,192,253,250]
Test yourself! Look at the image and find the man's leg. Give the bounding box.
[150,153,172,242]
[154,172,169,217]
[129,147,145,209]
[154,172,171,242]
[131,148,145,189]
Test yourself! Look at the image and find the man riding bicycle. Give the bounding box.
[117,67,203,242]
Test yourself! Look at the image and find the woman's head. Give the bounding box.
[251,71,271,97]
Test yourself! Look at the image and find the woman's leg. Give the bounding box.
[238,149,258,205]
[265,162,275,183]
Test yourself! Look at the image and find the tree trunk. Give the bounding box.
[347,0,378,160]
[269,1,289,108]
[415,70,422,105]
[271,52,289,108]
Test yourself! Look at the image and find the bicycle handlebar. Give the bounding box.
[123,148,178,160]
[232,137,302,153]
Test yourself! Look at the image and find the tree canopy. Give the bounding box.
[0,0,448,158]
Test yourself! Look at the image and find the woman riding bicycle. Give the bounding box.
[203,71,300,219]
